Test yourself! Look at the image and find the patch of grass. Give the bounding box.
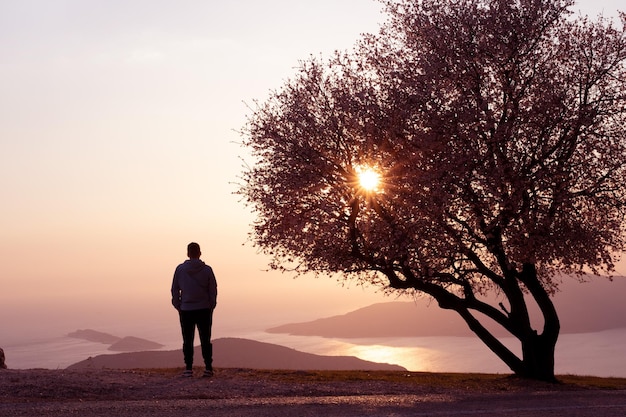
[558,374,626,390]
[253,370,518,389]
[234,369,626,391]
[123,368,626,391]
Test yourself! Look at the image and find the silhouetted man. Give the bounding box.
[171,242,217,377]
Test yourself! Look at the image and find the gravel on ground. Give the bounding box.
[2,368,626,416]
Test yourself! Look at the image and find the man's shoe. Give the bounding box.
[181,369,193,378]
[202,369,214,378]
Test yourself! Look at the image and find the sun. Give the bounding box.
[357,167,381,192]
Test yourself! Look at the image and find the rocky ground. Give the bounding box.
[2,368,626,416]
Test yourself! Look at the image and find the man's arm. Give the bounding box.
[208,267,217,309]
[171,269,182,310]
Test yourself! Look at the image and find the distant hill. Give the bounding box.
[267,277,626,338]
[267,302,476,338]
[67,329,164,352]
[67,329,121,344]
[66,337,406,371]
[108,336,164,352]
[548,276,626,333]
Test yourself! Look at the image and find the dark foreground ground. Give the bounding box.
[2,368,626,416]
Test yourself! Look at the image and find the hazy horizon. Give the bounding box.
[2,0,625,351]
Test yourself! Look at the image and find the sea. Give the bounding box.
[4,327,626,377]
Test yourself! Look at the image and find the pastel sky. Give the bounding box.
[1,0,624,344]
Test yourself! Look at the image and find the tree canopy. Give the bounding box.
[239,0,626,381]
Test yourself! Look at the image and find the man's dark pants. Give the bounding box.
[179,308,213,370]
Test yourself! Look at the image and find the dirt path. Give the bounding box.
[2,368,626,416]
[5,391,626,416]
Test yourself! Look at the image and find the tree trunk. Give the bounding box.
[518,333,557,381]
[431,281,559,381]
[516,263,560,382]
[459,308,558,382]
[398,264,560,382]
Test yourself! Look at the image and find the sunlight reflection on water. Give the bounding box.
[248,331,516,373]
[344,344,437,371]
[251,330,626,377]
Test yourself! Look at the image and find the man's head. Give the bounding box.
[187,242,201,259]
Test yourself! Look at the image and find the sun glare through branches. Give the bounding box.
[357,166,381,192]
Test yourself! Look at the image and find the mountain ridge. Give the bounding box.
[268,277,626,338]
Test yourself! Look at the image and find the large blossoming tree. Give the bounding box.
[239,0,626,381]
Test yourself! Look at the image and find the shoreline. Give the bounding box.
[6,328,626,377]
